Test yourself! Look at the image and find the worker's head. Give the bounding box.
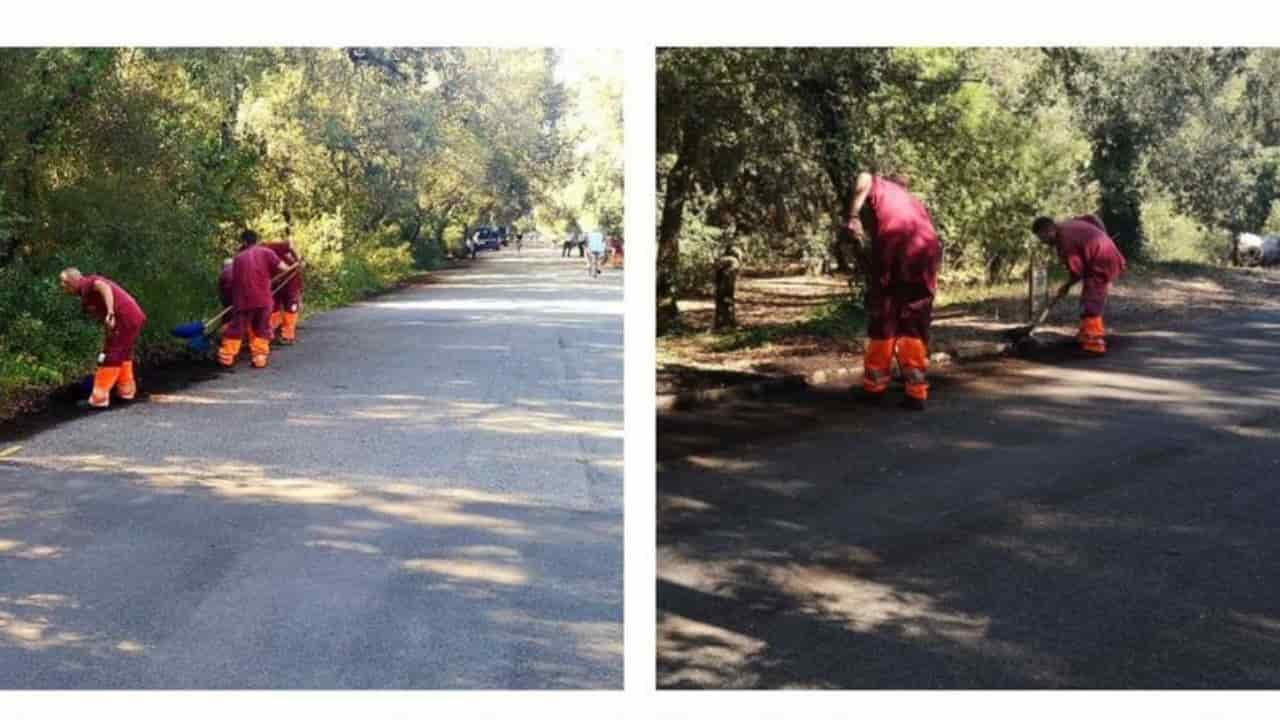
[239,229,259,248]
[58,267,83,295]
[1031,216,1058,244]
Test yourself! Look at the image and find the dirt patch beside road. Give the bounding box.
[659,262,1280,398]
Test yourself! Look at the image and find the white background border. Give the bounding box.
[5,0,1278,717]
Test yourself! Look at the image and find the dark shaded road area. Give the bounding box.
[658,312,1280,688]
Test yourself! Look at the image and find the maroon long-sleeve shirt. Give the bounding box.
[231,244,281,310]
[78,275,146,330]
[1055,216,1126,283]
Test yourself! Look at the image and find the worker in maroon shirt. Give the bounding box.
[59,268,148,408]
[263,239,303,345]
[219,230,290,368]
[844,171,942,411]
[1032,214,1127,355]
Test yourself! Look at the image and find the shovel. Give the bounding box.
[171,263,301,351]
[1005,281,1071,343]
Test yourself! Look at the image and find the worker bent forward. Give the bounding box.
[60,268,148,409]
[219,229,291,368]
[1032,214,1127,355]
[846,172,942,410]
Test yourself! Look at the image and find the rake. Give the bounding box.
[171,262,301,352]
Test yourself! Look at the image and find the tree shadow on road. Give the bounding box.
[658,314,1280,688]
[0,456,622,689]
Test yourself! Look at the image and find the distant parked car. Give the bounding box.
[1237,233,1280,267]
[473,226,503,251]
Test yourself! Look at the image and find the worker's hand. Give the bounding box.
[844,219,865,243]
[104,311,117,330]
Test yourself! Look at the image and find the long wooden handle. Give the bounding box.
[1032,284,1070,328]
[203,262,302,333]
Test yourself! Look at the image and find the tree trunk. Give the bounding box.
[712,245,742,333]
[1092,123,1146,261]
[657,130,700,335]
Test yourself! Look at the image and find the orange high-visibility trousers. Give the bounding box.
[218,308,272,367]
[117,361,137,400]
[1079,315,1106,354]
[862,337,930,400]
[88,366,121,408]
[280,309,298,344]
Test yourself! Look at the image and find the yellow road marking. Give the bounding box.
[0,445,22,460]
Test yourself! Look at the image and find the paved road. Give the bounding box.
[658,312,1280,688]
[0,247,622,689]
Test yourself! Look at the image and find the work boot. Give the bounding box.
[116,361,137,401]
[218,338,242,367]
[281,311,299,345]
[1078,316,1107,355]
[249,337,270,368]
[86,366,120,409]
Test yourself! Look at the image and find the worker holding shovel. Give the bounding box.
[59,268,147,409]
[219,230,292,369]
[1031,214,1127,355]
[264,239,303,345]
[845,171,942,411]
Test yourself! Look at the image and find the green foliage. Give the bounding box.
[0,47,612,402]
[657,47,1280,333]
[1141,192,1231,264]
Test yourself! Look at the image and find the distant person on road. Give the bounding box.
[59,267,147,409]
[468,233,479,260]
[844,171,942,411]
[516,232,524,253]
[562,233,576,258]
[219,229,290,369]
[586,231,607,277]
[607,236,624,267]
[264,238,303,345]
[1032,213,1127,355]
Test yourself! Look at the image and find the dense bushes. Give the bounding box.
[656,48,1280,331]
[0,47,619,403]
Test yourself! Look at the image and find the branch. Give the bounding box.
[345,48,408,82]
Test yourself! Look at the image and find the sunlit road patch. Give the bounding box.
[1,248,622,689]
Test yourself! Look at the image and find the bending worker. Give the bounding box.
[264,238,303,345]
[59,268,147,409]
[845,171,942,411]
[1031,214,1127,355]
[219,229,291,369]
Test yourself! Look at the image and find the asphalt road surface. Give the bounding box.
[659,311,1280,688]
[1,247,622,689]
